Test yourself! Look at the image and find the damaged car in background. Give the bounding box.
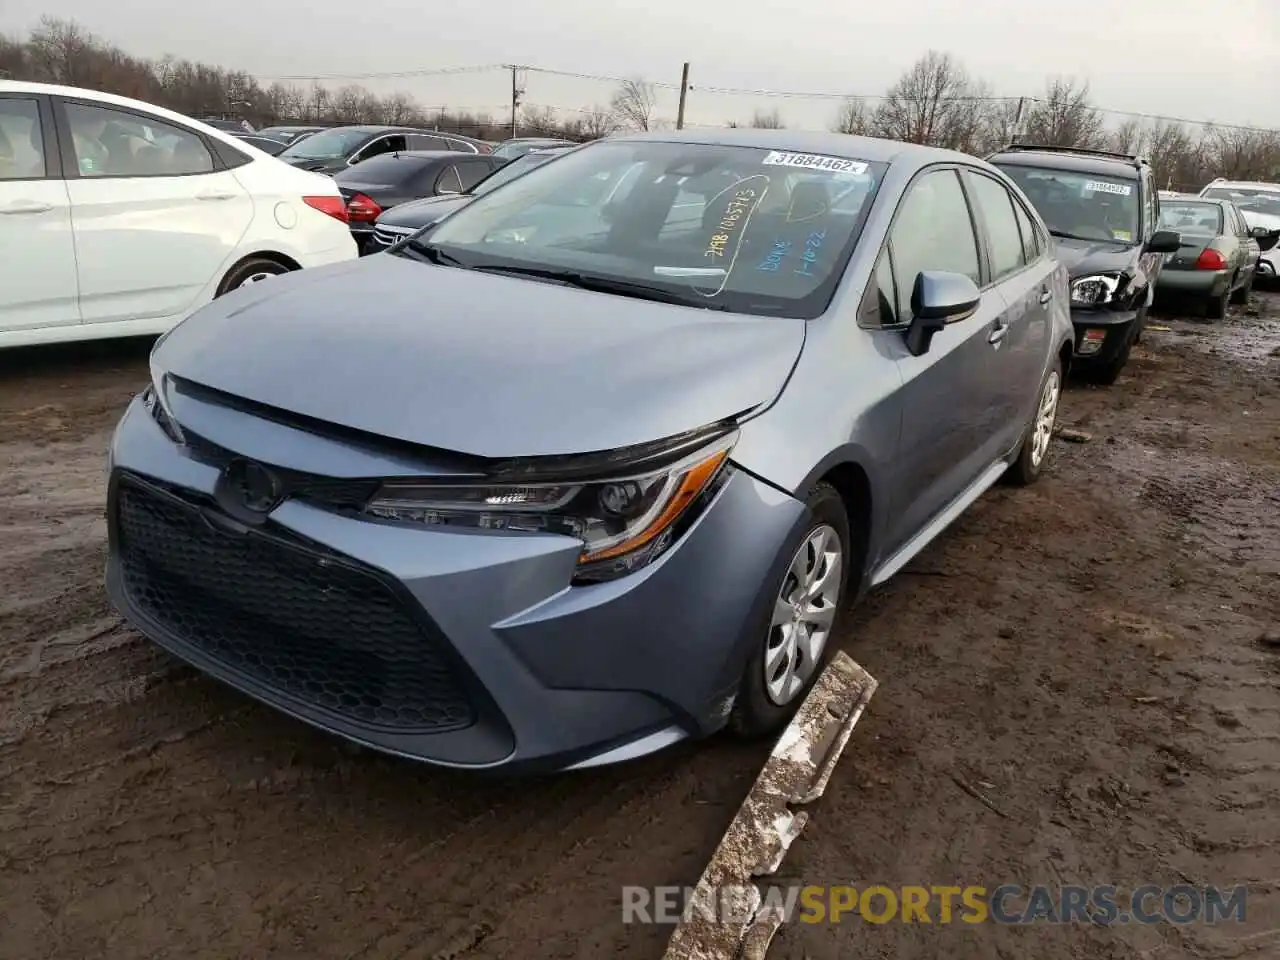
[988,144,1181,384]
[105,130,1074,773]
[1154,196,1276,317]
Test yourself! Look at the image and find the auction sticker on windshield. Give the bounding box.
[763,151,868,174]
[1084,180,1133,197]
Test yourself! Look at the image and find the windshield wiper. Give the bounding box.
[1048,228,1128,244]
[464,264,729,309]
[388,237,470,267]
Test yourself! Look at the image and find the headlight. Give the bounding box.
[1070,274,1122,307]
[365,430,737,583]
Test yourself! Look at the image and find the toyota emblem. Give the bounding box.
[224,458,284,514]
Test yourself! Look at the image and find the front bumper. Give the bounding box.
[1068,306,1141,366]
[104,396,806,772]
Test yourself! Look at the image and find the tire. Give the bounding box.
[1205,285,1229,320]
[1005,359,1063,486]
[216,257,291,297]
[1230,272,1253,305]
[1133,304,1148,344]
[728,482,852,739]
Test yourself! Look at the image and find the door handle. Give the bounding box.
[988,317,1010,345]
[0,201,53,215]
[195,191,236,201]
[1038,288,1053,305]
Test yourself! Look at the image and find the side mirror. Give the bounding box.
[1145,229,1181,254]
[904,271,981,358]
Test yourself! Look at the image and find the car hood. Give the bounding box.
[152,255,805,459]
[1051,237,1139,278]
[1239,210,1280,232]
[377,194,474,229]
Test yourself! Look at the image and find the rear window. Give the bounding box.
[333,153,433,183]
[421,140,887,319]
[1159,201,1223,236]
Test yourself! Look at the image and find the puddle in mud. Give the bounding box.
[1153,294,1280,365]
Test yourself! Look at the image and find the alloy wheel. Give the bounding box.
[1030,371,1061,469]
[764,524,842,706]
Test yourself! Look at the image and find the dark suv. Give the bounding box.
[987,144,1181,384]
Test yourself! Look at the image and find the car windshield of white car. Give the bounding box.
[418,140,886,319]
[1159,201,1222,237]
[281,130,368,160]
[1202,187,1280,218]
[998,165,1141,244]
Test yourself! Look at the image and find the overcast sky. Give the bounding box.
[3,0,1278,133]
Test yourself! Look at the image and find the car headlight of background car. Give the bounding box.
[1070,273,1123,307]
[365,430,738,583]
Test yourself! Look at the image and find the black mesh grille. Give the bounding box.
[115,477,476,733]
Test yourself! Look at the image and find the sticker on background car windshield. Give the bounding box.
[1112,229,1133,242]
[1084,180,1133,197]
[762,151,868,174]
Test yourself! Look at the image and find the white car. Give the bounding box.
[0,81,357,348]
[1198,178,1280,284]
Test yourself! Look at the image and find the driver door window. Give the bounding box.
[357,135,405,163]
[888,169,981,320]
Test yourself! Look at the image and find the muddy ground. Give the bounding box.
[1,295,1277,960]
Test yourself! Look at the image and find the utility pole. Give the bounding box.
[509,65,522,138]
[1012,96,1026,143]
[676,62,690,130]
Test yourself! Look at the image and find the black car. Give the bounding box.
[369,146,574,252]
[332,151,503,252]
[987,144,1181,384]
[255,125,327,145]
[491,136,577,161]
[277,125,494,176]
[234,134,288,156]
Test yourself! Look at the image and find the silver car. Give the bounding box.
[105,130,1074,773]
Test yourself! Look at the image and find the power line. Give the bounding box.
[249,62,1280,135]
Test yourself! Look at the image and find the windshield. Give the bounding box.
[1202,187,1280,218]
[995,164,1141,244]
[281,129,368,160]
[1158,201,1222,237]
[414,140,886,318]
[473,152,561,196]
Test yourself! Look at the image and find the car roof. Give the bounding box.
[987,148,1143,179]
[0,79,257,143]
[605,127,967,167]
[1202,179,1280,192]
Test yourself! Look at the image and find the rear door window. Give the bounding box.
[966,171,1026,282]
[0,97,46,179]
[407,134,450,150]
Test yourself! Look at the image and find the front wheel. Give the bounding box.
[216,257,291,297]
[1005,359,1062,486]
[728,483,851,739]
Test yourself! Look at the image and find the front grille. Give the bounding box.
[373,225,408,247]
[115,476,476,733]
[183,430,379,511]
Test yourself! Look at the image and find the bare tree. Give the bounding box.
[577,104,619,140]
[749,108,785,129]
[520,105,560,136]
[831,98,871,136]
[870,51,988,150]
[610,77,658,131]
[1022,78,1106,149]
[978,98,1026,154]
